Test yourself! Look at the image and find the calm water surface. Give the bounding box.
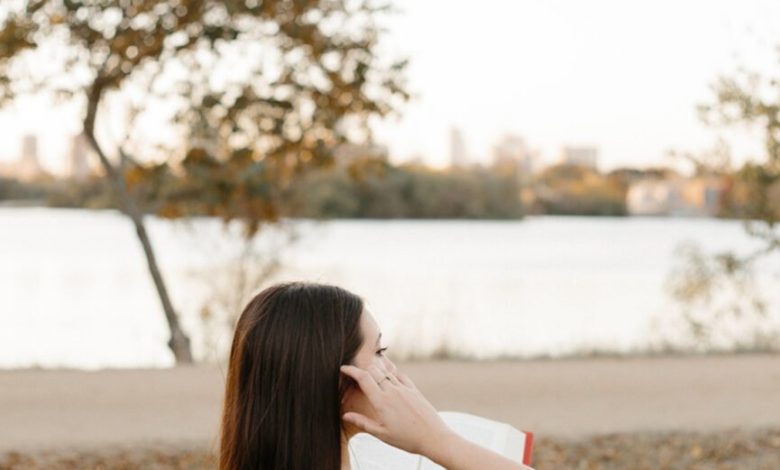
[1,208,778,368]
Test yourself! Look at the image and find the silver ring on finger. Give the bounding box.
[368,367,386,385]
[378,375,392,387]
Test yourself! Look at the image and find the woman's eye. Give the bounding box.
[376,346,388,356]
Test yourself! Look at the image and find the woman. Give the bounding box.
[220,281,532,470]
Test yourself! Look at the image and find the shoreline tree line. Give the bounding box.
[2,156,776,219]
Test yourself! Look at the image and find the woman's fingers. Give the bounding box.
[343,411,384,436]
[342,365,450,459]
[376,362,402,386]
[367,365,389,387]
[385,372,402,386]
[371,364,402,389]
[395,371,416,389]
[340,365,384,402]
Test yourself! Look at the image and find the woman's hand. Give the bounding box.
[339,364,452,457]
[340,364,533,470]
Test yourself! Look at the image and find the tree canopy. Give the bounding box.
[0,0,408,232]
[0,0,408,362]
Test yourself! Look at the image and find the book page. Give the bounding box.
[418,411,525,470]
[348,433,421,470]
[349,411,528,470]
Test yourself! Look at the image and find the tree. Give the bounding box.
[0,0,407,363]
[668,67,780,350]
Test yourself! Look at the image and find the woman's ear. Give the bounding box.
[340,378,356,406]
[339,369,357,405]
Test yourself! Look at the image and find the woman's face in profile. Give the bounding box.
[341,308,396,437]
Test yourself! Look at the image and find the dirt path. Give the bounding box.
[1,355,778,452]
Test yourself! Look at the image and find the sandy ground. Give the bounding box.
[1,354,779,454]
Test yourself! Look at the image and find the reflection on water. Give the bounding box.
[1,208,778,369]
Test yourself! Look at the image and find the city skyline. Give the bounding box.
[2,0,780,173]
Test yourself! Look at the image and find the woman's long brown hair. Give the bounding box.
[220,282,364,470]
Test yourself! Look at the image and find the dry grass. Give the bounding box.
[2,429,780,469]
[533,428,780,470]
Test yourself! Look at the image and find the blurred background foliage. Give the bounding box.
[667,66,780,350]
[0,0,409,362]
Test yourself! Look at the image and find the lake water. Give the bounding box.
[1,208,778,369]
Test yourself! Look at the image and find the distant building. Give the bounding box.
[561,146,598,169]
[22,135,37,161]
[15,135,46,181]
[492,134,537,178]
[626,180,678,216]
[449,127,468,168]
[68,133,94,181]
[680,177,726,216]
[627,177,726,216]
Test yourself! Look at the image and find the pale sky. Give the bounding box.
[2,0,780,173]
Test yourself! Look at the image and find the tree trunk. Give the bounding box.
[83,79,193,364]
[127,210,193,363]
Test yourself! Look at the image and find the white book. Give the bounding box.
[348,411,534,470]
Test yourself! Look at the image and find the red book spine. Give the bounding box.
[522,431,534,466]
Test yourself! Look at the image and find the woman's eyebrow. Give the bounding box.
[376,332,382,347]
